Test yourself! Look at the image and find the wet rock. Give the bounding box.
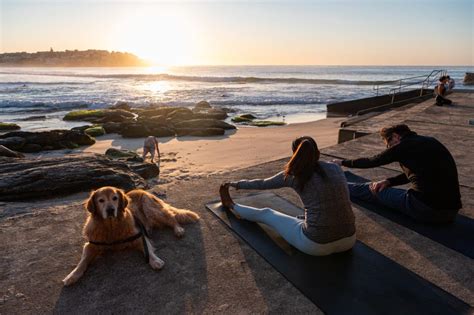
[0,123,21,131]
[232,114,256,123]
[71,125,93,132]
[119,123,175,138]
[22,144,43,153]
[193,108,228,120]
[101,104,235,139]
[105,148,140,159]
[136,107,178,117]
[249,121,286,127]
[138,115,167,125]
[120,124,150,138]
[167,108,194,122]
[0,137,26,151]
[0,154,148,201]
[0,130,95,152]
[93,110,135,123]
[240,114,257,120]
[64,109,135,123]
[102,122,122,134]
[129,163,160,179]
[84,126,106,137]
[0,145,24,158]
[148,127,176,137]
[194,100,212,109]
[63,109,104,121]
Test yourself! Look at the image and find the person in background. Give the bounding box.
[435,76,452,106]
[142,136,161,163]
[333,124,462,223]
[447,75,455,91]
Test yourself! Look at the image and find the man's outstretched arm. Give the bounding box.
[341,147,398,169]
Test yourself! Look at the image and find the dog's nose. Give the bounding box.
[106,207,115,217]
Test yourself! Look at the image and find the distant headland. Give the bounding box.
[0,49,149,67]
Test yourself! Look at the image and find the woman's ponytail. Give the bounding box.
[285,136,326,190]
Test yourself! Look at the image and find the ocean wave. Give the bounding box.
[0,100,92,114]
[162,99,325,106]
[0,98,326,113]
[0,71,383,86]
[115,98,326,107]
[0,81,89,86]
[85,74,383,85]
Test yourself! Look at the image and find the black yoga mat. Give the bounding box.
[345,171,474,259]
[205,193,471,315]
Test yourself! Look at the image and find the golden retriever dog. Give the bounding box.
[62,186,200,286]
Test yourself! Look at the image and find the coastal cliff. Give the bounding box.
[0,49,148,67]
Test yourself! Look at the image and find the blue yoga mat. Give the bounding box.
[206,193,471,315]
[345,171,474,259]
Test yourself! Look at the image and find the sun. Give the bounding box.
[110,6,200,66]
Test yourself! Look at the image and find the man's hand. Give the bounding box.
[332,159,343,166]
[369,180,390,194]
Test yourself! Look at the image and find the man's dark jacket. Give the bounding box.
[342,132,462,211]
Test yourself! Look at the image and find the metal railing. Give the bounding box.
[373,69,447,103]
[352,70,447,116]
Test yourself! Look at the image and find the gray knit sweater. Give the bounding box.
[235,161,355,243]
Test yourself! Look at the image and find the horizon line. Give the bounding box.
[1,50,472,68]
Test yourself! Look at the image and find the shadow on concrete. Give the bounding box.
[53,223,208,314]
[358,206,474,305]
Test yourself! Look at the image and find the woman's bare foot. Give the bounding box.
[219,184,241,219]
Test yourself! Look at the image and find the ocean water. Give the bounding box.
[0,65,472,131]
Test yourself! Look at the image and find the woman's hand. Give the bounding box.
[223,182,238,189]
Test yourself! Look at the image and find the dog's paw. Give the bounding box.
[62,273,80,286]
[174,226,185,238]
[149,257,165,270]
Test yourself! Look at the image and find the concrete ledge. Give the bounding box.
[327,89,434,115]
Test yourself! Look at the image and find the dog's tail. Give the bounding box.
[134,190,200,224]
[170,206,200,224]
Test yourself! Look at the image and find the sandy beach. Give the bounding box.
[83,117,344,182]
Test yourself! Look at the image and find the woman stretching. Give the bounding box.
[220,136,356,256]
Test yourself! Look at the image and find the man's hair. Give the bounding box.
[439,75,446,82]
[380,124,411,140]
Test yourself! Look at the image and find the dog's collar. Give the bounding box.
[88,215,150,262]
[88,232,143,246]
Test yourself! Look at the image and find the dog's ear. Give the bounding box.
[117,189,129,212]
[85,191,97,213]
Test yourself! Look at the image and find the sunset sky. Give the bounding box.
[1,0,473,66]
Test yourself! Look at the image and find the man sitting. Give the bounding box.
[333,124,462,223]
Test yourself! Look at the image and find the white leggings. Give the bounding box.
[234,203,356,256]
